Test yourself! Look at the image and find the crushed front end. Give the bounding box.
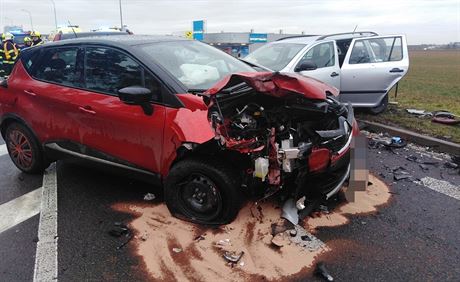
[205,72,356,215]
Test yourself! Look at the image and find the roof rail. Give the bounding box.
[275,35,318,41]
[317,31,378,41]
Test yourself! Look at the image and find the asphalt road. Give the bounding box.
[0,135,459,281]
[307,143,460,281]
[0,137,43,282]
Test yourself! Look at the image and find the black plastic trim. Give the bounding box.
[43,140,162,184]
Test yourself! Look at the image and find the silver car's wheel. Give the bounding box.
[368,94,388,115]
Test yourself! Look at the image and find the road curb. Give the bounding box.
[358,120,460,155]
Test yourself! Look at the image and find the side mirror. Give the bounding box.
[0,78,7,88]
[295,61,317,72]
[118,86,154,115]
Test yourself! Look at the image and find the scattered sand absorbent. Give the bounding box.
[113,174,389,281]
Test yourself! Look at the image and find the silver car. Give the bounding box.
[244,32,409,114]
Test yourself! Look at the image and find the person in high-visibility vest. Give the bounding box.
[0,33,19,77]
[30,31,44,46]
[23,36,33,49]
[0,34,5,78]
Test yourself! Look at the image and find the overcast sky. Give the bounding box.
[1,0,459,44]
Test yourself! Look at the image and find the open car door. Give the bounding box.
[295,40,341,90]
[339,35,409,107]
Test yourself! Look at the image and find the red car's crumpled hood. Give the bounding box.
[204,72,339,100]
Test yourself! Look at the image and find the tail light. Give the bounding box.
[308,148,330,173]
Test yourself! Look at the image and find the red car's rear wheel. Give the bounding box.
[8,129,33,169]
[5,123,49,174]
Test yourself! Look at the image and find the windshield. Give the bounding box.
[138,41,254,90]
[244,43,305,71]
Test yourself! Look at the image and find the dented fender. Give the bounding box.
[161,94,215,176]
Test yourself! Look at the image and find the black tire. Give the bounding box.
[368,94,389,115]
[164,157,242,225]
[5,123,49,174]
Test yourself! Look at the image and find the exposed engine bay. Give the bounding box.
[205,73,354,201]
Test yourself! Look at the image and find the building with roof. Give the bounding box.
[202,32,308,57]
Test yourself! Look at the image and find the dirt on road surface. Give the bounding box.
[113,174,390,281]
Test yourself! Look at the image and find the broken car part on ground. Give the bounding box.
[406,109,460,125]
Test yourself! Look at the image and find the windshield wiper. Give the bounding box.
[238,58,274,72]
[187,89,208,95]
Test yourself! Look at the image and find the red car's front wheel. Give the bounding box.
[164,157,243,225]
[5,123,49,174]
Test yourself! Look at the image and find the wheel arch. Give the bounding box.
[1,114,40,143]
[167,139,251,177]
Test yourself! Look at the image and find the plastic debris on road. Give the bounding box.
[315,262,334,281]
[366,133,407,150]
[288,225,326,252]
[431,111,460,125]
[223,251,244,264]
[143,193,156,201]
[109,223,129,237]
[108,222,134,250]
[216,238,231,248]
[392,166,412,181]
[384,136,407,148]
[406,108,433,117]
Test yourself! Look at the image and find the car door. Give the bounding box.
[74,46,167,174]
[12,45,86,144]
[293,41,341,89]
[339,35,409,106]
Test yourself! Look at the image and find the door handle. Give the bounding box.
[389,68,404,73]
[23,89,37,96]
[330,72,339,77]
[78,106,96,115]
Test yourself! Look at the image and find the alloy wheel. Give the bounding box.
[7,129,33,170]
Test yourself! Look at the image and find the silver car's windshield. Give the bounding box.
[244,43,305,71]
[138,41,254,90]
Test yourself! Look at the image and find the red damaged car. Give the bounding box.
[0,36,358,224]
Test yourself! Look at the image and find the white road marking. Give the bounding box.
[0,188,42,234]
[416,177,460,201]
[34,163,58,282]
[0,144,7,156]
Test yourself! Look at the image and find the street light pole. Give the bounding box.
[119,0,123,30]
[21,9,34,31]
[50,0,57,29]
[0,0,4,33]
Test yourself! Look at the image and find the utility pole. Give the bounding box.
[119,0,124,30]
[0,0,4,33]
[21,9,34,31]
[50,0,57,29]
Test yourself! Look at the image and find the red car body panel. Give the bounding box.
[161,95,215,176]
[161,108,212,175]
[4,62,166,173]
